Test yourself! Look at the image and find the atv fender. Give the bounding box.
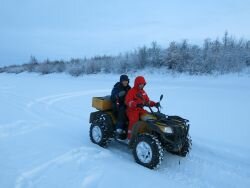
[129,121,158,148]
[89,111,103,123]
[89,111,115,133]
[89,111,115,124]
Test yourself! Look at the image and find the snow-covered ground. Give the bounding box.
[0,73,250,188]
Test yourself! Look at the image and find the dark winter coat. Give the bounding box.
[111,82,131,110]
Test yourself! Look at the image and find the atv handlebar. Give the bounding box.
[136,94,163,116]
[145,104,160,114]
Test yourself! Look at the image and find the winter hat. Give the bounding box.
[120,75,129,82]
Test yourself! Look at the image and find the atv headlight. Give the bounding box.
[161,126,173,134]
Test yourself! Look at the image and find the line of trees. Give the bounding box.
[1,32,250,76]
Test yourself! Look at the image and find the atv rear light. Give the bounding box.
[162,127,173,134]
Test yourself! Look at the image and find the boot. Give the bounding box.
[115,129,127,140]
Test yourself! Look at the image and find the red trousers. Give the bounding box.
[126,108,147,139]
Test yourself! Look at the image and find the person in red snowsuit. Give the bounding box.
[125,76,159,139]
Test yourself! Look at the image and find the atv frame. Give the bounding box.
[89,95,191,169]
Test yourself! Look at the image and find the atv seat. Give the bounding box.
[140,113,157,121]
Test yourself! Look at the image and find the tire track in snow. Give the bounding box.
[26,89,109,120]
[15,146,111,188]
[26,89,109,108]
[13,89,111,187]
[0,89,109,139]
[14,139,250,188]
[0,92,51,139]
[159,141,250,188]
[0,120,49,139]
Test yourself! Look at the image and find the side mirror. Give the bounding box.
[160,94,163,101]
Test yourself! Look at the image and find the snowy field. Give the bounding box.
[0,73,250,188]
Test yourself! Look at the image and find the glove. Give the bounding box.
[136,103,144,108]
[118,91,126,97]
[155,102,160,108]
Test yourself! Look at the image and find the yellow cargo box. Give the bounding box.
[92,96,112,111]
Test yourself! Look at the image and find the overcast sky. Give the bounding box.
[0,0,250,66]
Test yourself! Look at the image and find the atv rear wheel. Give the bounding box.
[89,114,113,147]
[132,134,164,169]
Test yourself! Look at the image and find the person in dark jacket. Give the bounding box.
[111,75,131,138]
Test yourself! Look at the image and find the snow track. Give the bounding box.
[0,120,49,139]
[15,147,111,188]
[1,73,250,188]
[27,89,109,108]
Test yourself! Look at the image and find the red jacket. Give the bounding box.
[125,76,155,111]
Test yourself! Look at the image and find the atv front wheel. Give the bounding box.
[178,137,192,157]
[132,134,164,169]
[169,137,192,157]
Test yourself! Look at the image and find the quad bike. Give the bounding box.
[89,95,191,169]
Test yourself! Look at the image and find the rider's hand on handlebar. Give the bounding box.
[155,102,160,108]
[136,103,144,108]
